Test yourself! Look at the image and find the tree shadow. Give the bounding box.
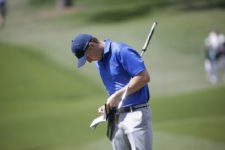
[87,3,152,23]
[173,0,225,11]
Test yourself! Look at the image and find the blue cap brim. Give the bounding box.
[77,55,87,68]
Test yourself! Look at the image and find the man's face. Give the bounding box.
[85,42,101,63]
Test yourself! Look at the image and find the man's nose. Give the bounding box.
[87,56,92,63]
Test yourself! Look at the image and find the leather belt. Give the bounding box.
[117,103,149,113]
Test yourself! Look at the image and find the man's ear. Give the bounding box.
[89,42,96,48]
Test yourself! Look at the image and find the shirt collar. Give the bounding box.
[104,39,111,55]
[97,39,111,63]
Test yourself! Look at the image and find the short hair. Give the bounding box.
[91,37,100,43]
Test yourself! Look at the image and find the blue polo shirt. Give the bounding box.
[95,39,150,107]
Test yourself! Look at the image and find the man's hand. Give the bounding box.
[106,93,121,109]
[98,104,111,115]
[98,105,105,115]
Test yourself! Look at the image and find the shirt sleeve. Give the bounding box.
[118,45,146,77]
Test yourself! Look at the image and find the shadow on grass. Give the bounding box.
[87,0,225,23]
[177,0,225,11]
[87,3,152,23]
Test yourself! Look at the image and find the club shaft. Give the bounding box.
[141,22,157,55]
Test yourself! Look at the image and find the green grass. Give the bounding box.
[152,86,225,122]
[1,1,225,150]
[0,42,106,150]
[0,42,103,101]
[0,43,225,150]
[152,86,225,143]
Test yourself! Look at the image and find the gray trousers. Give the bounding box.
[111,107,152,150]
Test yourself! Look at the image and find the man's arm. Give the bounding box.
[106,69,150,108]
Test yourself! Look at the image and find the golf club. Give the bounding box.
[118,21,158,109]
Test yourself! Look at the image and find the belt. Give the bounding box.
[117,103,149,113]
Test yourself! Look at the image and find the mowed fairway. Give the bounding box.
[1,0,225,150]
[152,87,225,150]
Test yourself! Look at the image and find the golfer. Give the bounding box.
[0,0,6,27]
[71,34,152,150]
[204,30,225,83]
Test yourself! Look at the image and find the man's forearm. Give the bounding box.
[107,69,150,107]
[126,69,150,96]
